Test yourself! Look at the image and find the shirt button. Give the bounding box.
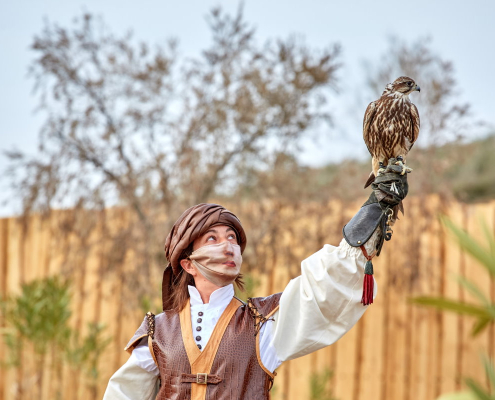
[197,344,202,350]
[196,326,202,331]
[197,318,202,323]
[196,336,201,341]
[198,312,204,316]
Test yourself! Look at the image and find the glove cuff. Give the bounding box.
[342,203,388,255]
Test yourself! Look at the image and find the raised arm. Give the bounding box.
[263,158,408,363]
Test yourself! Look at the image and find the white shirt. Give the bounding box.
[103,237,378,399]
[188,284,237,353]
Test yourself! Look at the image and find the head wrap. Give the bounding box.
[164,203,247,275]
[162,203,247,310]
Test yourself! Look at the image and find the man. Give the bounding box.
[103,158,407,400]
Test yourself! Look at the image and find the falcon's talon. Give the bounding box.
[397,160,412,175]
[393,159,409,175]
[377,167,387,176]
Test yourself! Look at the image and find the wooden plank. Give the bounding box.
[357,244,387,400]
[6,218,24,400]
[313,344,336,398]
[288,354,312,399]
[27,215,42,282]
[61,211,80,400]
[417,197,437,400]
[0,218,9,400]
[460,203,489,382]
[454,204,469,390]
[489,202,495,365]
[439,200,463,396]
[22,215,48,399]
[385,223,409,400]
[428,200,444,400]
[276,360,290,400]
[7,218,22,295]
[477,202,495,378]
[406,197,424,400]
[432,197,446,400]
[375,239,391,399]
[406,198,424,400]
[352,317,365,400]
[333,309,359,399]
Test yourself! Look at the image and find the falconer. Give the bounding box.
[103,158,408,400]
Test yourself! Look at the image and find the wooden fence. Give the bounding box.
[0,196,494,400]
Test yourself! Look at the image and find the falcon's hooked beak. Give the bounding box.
[415,85,421,92]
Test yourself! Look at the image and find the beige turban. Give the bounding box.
[164,203,247,275]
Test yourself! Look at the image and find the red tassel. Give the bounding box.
[360,246,375,306]
[361,272,374,306]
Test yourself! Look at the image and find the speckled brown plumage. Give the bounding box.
[363,76,420,188]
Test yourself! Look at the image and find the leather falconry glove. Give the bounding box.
[343,157,409,305]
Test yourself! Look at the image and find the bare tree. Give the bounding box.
[4,7,340,303]
[236,37,490,206]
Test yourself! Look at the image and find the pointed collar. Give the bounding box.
[188,284,234,308]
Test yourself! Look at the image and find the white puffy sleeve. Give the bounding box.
[268,236,378,362]
[102,345,159,400]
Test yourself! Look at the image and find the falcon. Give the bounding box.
[363,76,420,189]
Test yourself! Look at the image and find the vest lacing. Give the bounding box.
[246,298,275,337]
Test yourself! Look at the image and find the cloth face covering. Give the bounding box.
[189,241,242,287]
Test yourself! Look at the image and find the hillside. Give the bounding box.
[230,133,495,204]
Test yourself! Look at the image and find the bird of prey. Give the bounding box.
[363,76,420,189]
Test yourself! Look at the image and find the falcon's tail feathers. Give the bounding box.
[364,172,375,189]
[390,201,405,225]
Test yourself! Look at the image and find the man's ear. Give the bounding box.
[180,258,196,276]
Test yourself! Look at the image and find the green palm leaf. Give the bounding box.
[455,275,493,309]
[471,318,492,336]
[441,217,495,277]
[481,355,495,392]
[464,378,492,400]
[410,297,492,318]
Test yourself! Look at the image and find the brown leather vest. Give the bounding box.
[125,293,282,400]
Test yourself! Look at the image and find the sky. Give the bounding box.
[1,0,494,215]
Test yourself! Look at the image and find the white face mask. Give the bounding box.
[188,241,242,287]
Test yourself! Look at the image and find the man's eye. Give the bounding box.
[228,234,236,240]
[207,236,216,241]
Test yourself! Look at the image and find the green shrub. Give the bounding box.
[310,368,337,400]
[0,276,111,396]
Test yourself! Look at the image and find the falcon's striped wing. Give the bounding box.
[407,103,420,151]
[363,101,377,156]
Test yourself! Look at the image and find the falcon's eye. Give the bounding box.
[407,81,413,86]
